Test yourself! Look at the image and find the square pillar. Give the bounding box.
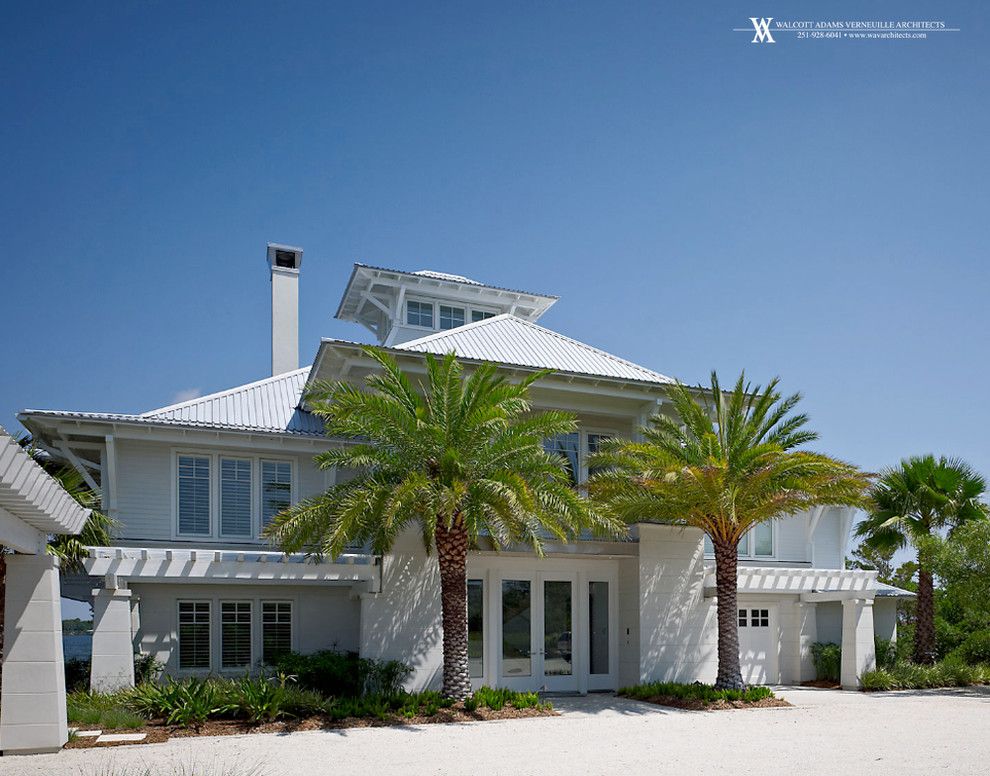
[840,598,876,689]
[795,602,818,682]
[90,587,135,692]
[0,554,68,755]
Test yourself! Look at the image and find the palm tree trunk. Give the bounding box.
[713,537,745,689]
[435,516,472,700]
[913,565,936,664]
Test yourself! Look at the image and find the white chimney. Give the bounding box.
[266,243,303,375]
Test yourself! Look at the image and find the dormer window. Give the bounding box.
[407,300,434,328]
[472,310,496,323]
[439,305,465,330]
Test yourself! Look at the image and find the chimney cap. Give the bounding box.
[267,243,303,271]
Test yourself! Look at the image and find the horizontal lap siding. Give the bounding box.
[114,439,327,545]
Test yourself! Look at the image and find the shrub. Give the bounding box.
[811,642,841,682]
[875,638,898,670]
[64,658,91,692]
[269,650,411,698]
[860,659,989,691]
[134,652,164,685]
[619,682,774,705]
[953,631,990,666]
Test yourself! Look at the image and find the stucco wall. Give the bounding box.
[130,582,360,675]
[617,557,640,687]
[817,601,843,644]
[638,524,718,683]
[873,598,899,643]
[358,528,443,692]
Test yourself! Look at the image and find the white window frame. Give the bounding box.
[176,599,212,673]
[219,456,253,539]
[404,298,435,330]
[175,454,212,538]
[260,599,295,664]
[171,450,296,542]
[469,306,498,323]
[438,304,466,331]
[543,428,618,486]
[219,599,254,671]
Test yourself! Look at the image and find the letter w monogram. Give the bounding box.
[749,17,775,43]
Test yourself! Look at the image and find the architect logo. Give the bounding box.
[750,17,775,43]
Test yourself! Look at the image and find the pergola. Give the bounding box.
[0,427,89,755]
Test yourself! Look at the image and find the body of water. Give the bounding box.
[63,633,92,661]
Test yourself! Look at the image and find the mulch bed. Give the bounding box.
[66,705,557,748]
[624,694,792,712]
[801,679,842,689]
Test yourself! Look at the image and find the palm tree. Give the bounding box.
[856,455,987,664]
[264,349,617,699]
[589,372,869,689]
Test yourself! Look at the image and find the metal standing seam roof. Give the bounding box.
[394,314,675,385]
[21,368,327,437]
[0,426,90,536]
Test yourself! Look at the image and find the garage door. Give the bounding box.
[738,606,776,685]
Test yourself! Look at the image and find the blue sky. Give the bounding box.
[2,3,987,615]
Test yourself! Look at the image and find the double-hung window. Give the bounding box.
[406,300,433,328]
[261,461,292,529]
[439,305,465,330]
[262,602,293,662]
[178,601,211,669]
[219,458,252,537]
[177,456,211,535]
[220,601,252,669]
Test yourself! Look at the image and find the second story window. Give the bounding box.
[544,433,580,486]
[471,310,495,322]
[261,460,293,528]
[406,300,433,328]
[439,305,465,330]
[703,522,775,558]
[220,458,252,537]
[177,455,211,535]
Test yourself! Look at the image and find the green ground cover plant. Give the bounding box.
[68,675,552,731]
[619,681,776,706]
[859,659,990,691]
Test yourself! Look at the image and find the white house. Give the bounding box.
[19,245,909,695]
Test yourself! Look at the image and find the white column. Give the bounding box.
[795,602,818,682]
[840,598,876,689]
[90,587,135,692]
[0,554,68,755]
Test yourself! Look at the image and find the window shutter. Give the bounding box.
[178,601,211,669]
[178,456,211,535]
[220,458,252,537]
[262,602,292,662]
[261,461,292,528]
[221,602,252,668]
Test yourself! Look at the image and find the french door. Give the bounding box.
[499,572,579,692]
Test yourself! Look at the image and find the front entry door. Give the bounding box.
[499,574,578,692]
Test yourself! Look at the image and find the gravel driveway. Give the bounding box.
[2,686,987,776]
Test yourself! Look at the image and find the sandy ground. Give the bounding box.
[2,686,988,776]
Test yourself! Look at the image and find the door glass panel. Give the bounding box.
[543,580,572,676]
[468,579,484,678]
[589,581,609,675]
[501,580,531,677]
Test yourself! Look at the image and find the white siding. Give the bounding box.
[817,601,843,644]
[811,508,845,569]
[774,513,809,564]
[114,439,327,545]
[131,582,361,676]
